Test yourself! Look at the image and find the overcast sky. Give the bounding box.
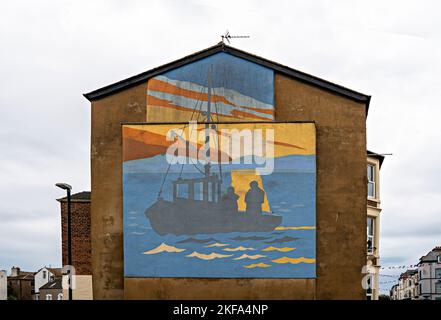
[1,0,440,294]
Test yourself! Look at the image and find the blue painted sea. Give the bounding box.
[123,155,316,278]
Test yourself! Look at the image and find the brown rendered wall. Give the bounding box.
[60,201,92,275]
[90,73,367,300]
[91,83,147,299]
[275,74,367,299]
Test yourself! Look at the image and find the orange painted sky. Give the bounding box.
[123,123,315,162]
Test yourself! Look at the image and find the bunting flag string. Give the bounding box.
[379,280,399,285]
[379,264,418,270]
[379,274,399,278]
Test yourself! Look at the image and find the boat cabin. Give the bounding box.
[173,174,221,203]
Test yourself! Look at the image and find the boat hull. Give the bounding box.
[145,199,282,235]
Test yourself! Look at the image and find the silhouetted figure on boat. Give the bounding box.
[245,181,265,215]
[221,186,239,212]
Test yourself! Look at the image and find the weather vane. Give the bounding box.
[220,30,250,44]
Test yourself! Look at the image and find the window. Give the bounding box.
[46,294,52,300]
[367,217,374,254]
[367,164,376,198]
[436,282,441,294]
[57,293,63,300]
[436,268,441,279]
[176,183,189,199]
[213,183,218,202]
[438,256,441,263]
[207,182,213,202]
[419,283,422,295]
[366,274,373,300]
[42,270,47,279]
[194,182,203,201]
[208,182,218,202]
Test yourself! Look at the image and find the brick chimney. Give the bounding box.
[11,266,20,277]
[57,191,92,275]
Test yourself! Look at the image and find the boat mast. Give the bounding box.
[201,71,214,203]
[204,72,212,179]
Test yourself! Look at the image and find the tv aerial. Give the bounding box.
[220,30,250,44]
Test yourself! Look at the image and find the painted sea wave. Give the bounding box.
[272,257,315,264]
[244,263,271,269]
[223,246,255,252]
[205,243,229,248]
[262,246,296,252]
[187,251,233,260]
[143,243,186,254]
[234,254,266,260]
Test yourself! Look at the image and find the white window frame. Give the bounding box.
[438,255,441,263]
[367,163,376,199]
[176,183,189,199]
[436,282,441,294]
[46,294,52,300]
[57,293,63,300]
[194,182,203,201]
[366,274,373,300]
[367,217,375,254]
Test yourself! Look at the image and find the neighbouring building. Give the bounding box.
[389,246,441,300]
[34,267,62,300]
[396,269,419,300]
[0,270,7,300]
[57,191,93,300]
[7,267,35,300]
[365,151,385,300]
[417,246,441,300]
[390,284,399,300]
[84,43,373,299]
[39,278,65,300]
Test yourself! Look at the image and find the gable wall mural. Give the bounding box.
[123,122,316,278]
[123,53,316,279]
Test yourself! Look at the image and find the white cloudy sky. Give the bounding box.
[1,0,440,294]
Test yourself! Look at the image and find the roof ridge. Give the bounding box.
[83,43,370,110]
